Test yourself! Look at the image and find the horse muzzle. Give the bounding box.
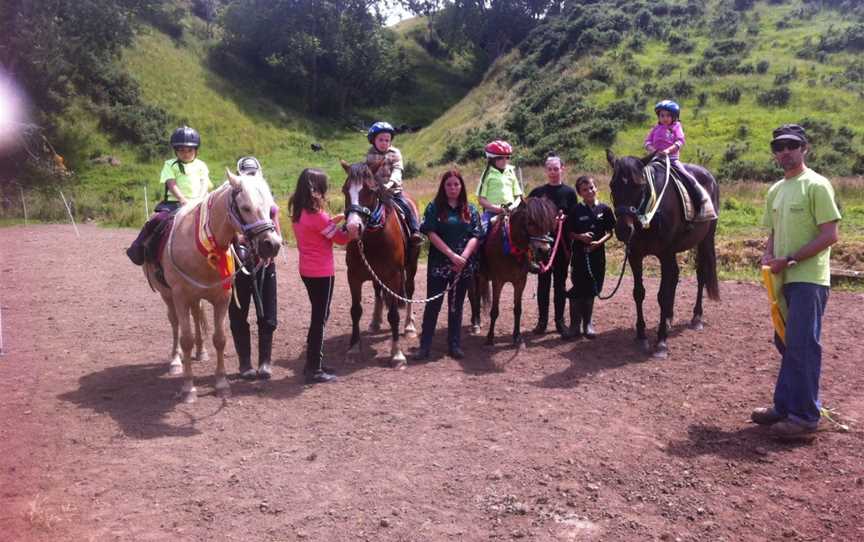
[615,217,635,243]
[254,233,282,259]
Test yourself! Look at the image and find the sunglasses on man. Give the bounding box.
[771,140,802,153]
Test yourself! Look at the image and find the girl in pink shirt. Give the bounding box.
[644,99,716,220]
[290,168,348,383]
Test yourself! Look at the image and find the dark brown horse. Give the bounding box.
[470,197,557,347]
[606,150,720,358]
[340,160,419,368]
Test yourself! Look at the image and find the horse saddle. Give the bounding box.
[652,161,715,223]
[145,213,176,265]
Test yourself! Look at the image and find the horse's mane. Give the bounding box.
[613,156,648,186]
[522,197,556,232]
[347,162,374,184]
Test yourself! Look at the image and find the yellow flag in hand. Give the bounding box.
[761,265,787,344]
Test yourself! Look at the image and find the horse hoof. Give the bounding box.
[196,350,210,362]
[392,357,407,370]
[168,362,183,376]
[690,319,704,331]
[470,325,482,336]
[181,389,197,403]
[517,340,526,351]
[404,329,417,340]
[215,378,231,398]
[369,322,382,333]
[653,346,669,359]
[638,339,651,353]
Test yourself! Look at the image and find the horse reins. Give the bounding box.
[537,213,565,274]
[355,237,457,304]
[591,156,670,301]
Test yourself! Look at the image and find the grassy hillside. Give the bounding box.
[18,18,476,227]
[400,0,864,178]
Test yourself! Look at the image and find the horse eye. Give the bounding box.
[241,205,253,214]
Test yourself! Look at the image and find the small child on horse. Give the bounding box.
[126,126,212,265]
[476,139,523,233]
[365,121,423,246]
[644,100,716,221]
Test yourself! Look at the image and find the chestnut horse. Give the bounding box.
[341,160,419,368]
[470,197,557,347]
[606,150,720,358]
[144,171,282,402]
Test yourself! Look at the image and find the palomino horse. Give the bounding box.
[144,171,282,402]
[606,150,720,358]
[341,160,420,368]
[471,197,557,346]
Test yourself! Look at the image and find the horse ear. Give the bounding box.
[227,168,241,188]
[640,151,657,167]
[605,149,616,167]
[340,159,351,174]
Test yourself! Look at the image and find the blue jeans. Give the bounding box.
[419,273,470,350]
[391,192,419,233]
[772,282,829,427]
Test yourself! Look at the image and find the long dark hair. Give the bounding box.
[289,168,329,223]
[434,168,470,223]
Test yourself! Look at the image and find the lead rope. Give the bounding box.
[356,237,456,304]
[537,213,565,274]
[582,238,630,301]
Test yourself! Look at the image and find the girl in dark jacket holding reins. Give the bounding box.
[415,168,482,360]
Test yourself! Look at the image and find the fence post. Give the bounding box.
[144,184,150,219]
[58,189,80,238]
[19,185,27,225]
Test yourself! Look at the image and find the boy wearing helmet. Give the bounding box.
[229,156,280,380]
[126,126,212,264]
[644,100,716,221]
[476,139,522,232]
[366,121,423,245]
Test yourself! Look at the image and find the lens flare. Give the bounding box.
[0,70,27,154]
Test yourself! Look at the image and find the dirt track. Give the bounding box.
[2,224,863,542]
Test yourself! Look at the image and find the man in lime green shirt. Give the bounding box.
[752,124,841,440]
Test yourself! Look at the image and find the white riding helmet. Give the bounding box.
[237,156,262,175]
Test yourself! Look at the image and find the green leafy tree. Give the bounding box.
[218,0,412,113]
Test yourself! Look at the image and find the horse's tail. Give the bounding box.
[697,219,720,301]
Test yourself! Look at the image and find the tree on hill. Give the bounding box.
[0,0,174,183]
[218,0,413,114]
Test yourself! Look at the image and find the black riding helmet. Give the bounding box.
[170,126,201,149]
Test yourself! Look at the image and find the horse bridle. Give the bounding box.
[227,186,276,240]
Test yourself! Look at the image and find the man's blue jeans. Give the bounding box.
[773,282,829,427]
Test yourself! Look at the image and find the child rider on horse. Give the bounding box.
[229,156,280,381]
[126,126,212,264]
[476,139,523,233]
[644,100,716,221]
[365,121,423,246]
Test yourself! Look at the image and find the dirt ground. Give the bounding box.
[2,224,863,542]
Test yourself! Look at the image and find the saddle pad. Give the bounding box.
[666,167,696,222]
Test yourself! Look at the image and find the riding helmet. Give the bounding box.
[367,121,395,143]
[654,100,680,120]
[237,156,262,175]
[170,126,201,149]
[484,140,513,159]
